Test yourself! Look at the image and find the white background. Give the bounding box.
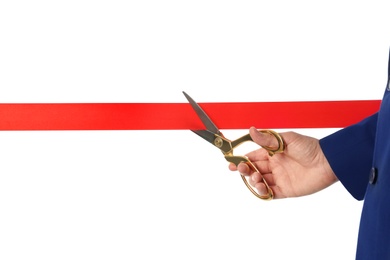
[0,1,389,259]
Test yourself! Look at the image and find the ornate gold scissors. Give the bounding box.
[183,92,285,200]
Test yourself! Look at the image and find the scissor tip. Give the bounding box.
[182,91,190,99]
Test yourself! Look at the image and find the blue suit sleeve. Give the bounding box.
[319,113,378,200]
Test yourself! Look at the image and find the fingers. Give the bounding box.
[228,161,262,181]
[229,162,252,175]
[250,170,263,183]
[228,163,237,171]
[233,162,273,196]
[228,154,272,175]
[254,182,270,197]
[248,171,274,197]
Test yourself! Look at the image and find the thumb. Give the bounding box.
[249,127,287,151]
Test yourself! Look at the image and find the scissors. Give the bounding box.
[183,91,285,200]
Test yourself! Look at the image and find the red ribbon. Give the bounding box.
[0,100,381,130]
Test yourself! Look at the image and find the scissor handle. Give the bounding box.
[226,129,284,200]
[225,155,273,200]
[231,129,285,157]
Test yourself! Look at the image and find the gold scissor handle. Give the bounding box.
[243,159,274,200]
[257,129,285,156]
[226,130,285,200]
[231,129,285,157]
[226,155,274,200]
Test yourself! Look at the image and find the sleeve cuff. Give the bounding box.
[319,113,378,200]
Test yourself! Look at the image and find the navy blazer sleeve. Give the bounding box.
[319,113,378,200]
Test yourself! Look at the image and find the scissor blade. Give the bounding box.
[191,130,217,146]
[183,91,221,135]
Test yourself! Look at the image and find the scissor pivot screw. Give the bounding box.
[214,137,223,148]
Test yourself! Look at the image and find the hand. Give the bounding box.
[229,127,338,199]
